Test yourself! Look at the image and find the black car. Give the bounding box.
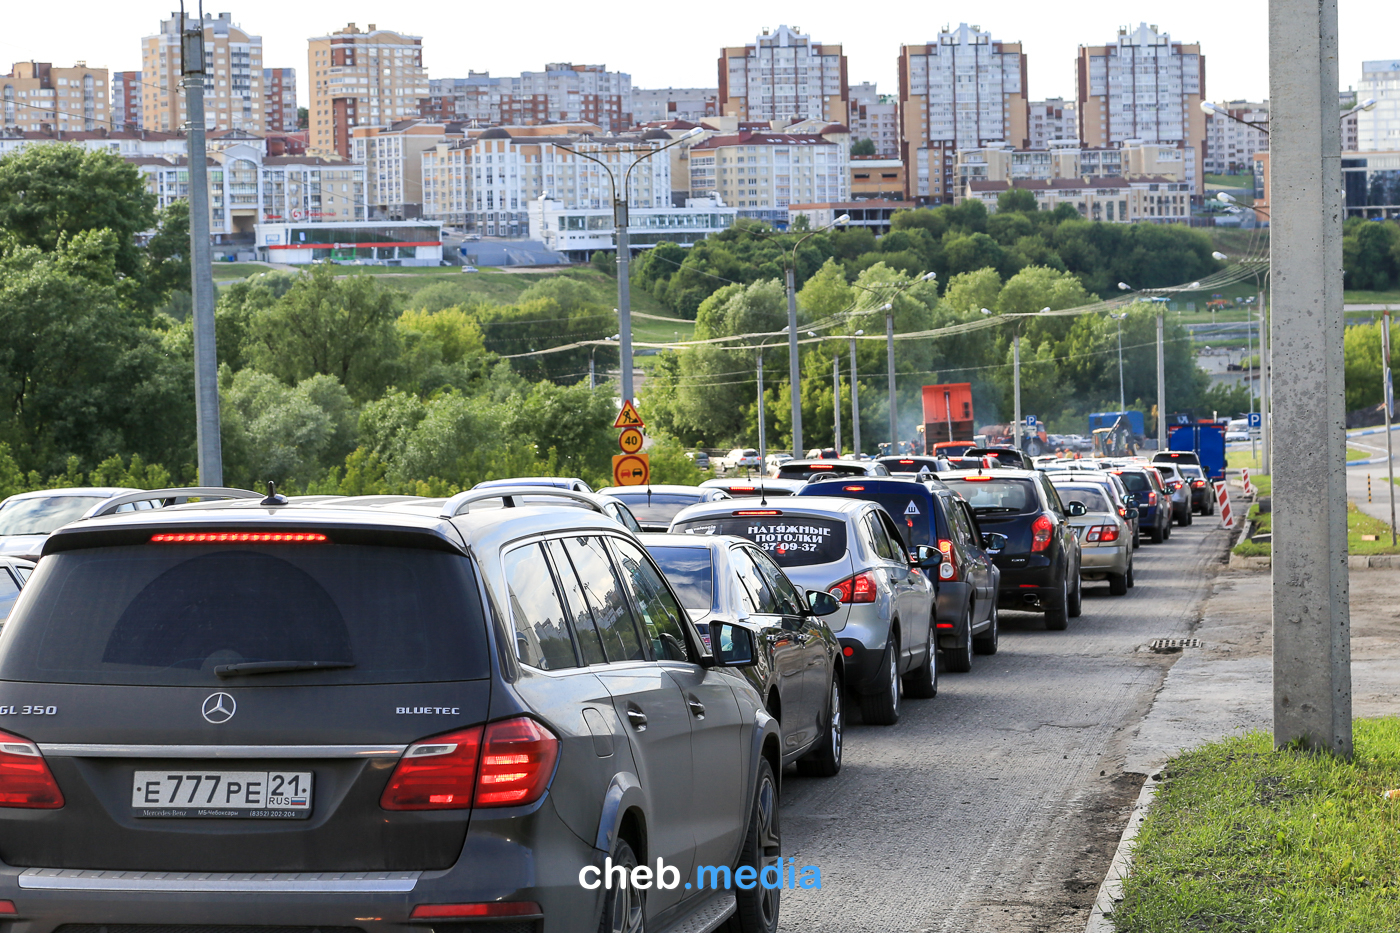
[941,469,1084,631]
[799,477,1005,672]
[963,447,1030,470]
[1176,463,1215,515]
[1108,466,1172,543]
[0,556,34,623]
[0,487,784,933]
[775,460,890,482]
[642,534,844,777]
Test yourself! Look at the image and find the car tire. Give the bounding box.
[1132,527,1141,549]
[973,601,999,655]
[902,627,939,698]
[796,677,844,777]
[943,604,974,673]
[1044,578,1069,631]
[598,838,644,933]
[1148,521,1164,544]
[1068,570,1083,618]
[727,757,781,933]
[1126,558,1135,588]
[1162,521,1171,541]
[1108,570,1128,595]
[859,633,901,725]
[1181,508,1193,526]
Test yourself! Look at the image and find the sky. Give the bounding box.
[1,0,1393,110]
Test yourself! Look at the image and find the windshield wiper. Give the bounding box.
[215,660,356,678]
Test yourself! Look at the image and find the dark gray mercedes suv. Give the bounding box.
[0,487,782,933]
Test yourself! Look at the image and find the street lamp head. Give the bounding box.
[1040,307,1051,313]
[681,127,705,139]
[807,331,817,337]
[921,271,937,281]
[609,333,620,341]
[1189,282,1201,288]
[1359,98,1378,112]
[979,308,993,315]
[1117,282,1132,291]
[780,325,790,334]
[834,214,851,225]
[880,303,893,311]
[1200,100,1225,116]
[1216,191,1237,204]
[853,329,864,336]
[1212,251,1228,261]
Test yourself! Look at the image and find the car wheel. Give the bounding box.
[598,838,644,933]
[727,757,781,933]
[1126,557,1135,589]
[796,677,843,777]
[859,633,901,725]
[1132,526,1141,549]
[1148,520,1164,544]
[1068,570,1083,618]
[943,603,974,673]
[1162,520,1172,541]
[973,601,999,655]
[902,627,938,698]
[1108,570,1128,595]
[1182,508,1193,526]
[1044,578,1069,631]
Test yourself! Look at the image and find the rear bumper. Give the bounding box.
[1079,544,1129,576]
[994,554,1060,608]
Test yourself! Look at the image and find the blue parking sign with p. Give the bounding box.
[1247,412,1261,428]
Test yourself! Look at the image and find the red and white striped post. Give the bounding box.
[1215,481,1234,527]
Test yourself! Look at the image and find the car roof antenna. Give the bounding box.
[260,480,288,507]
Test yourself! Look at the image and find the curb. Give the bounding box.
[1226,553,1400,571]
[1084,774,1161,933]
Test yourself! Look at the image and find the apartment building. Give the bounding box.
[420,65,632,131]
[1357,60,1400,151]
[140,12,266,133]
[1028,98,1077,149]
[850,157,906,200]
[1,62,109,132]
[308,23,428,159]
[955,141,1186,193]
[964,176,1191,222]
[1341,90,1360,151]
[263,68,298,132]
[1255,148,1400,220]
[848,82,899,157]
[719,26,848,124]
[689,126,849,223]
[352,119,464,219]
[632,88,717,124]
[898,24,1029,205]
[1203,101,1268,175]
[1076,23,1206,194]
[0,126,185,159]
[421,124,671,236]
[111,71,141,130]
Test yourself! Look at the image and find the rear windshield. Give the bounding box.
[0,496,107,537]
[672,514,848,568]
[610,492,704,526]
[0,544,488,686]
[778,463,870,481]
[948,478,1039,514]
[1055,486,1112,512]
[718,485,795,498]
[1114,471,1152,493]
[880,458,941,474]
[644,546,714,614]
[810,489,941,547]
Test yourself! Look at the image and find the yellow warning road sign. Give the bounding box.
[612,453,650,486]
[619,428,645,454]
[614,400,645,429]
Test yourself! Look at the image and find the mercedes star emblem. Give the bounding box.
[201,692,237,724]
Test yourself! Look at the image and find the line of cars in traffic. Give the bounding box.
[0,448,1214,933]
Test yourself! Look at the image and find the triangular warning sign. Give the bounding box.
[904,501,921,515]
[614,400,645,429]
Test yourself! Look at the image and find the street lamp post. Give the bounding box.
[833,355,842,454]
[1110,312,1127,410]
[556,127,702,407]
[755,328,790,466]
[786,214,850,457]
[590,333,620,389]
[884,303,898,454]
[850,330,864,456]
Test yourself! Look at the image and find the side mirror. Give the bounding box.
[1066,501,1089,517]
[805,590,841,617]
[915,544,942,568]
[1124,494,1138,506]
[982,532,1008,553]
[1127,508,1140,521]
[708,621,758,668]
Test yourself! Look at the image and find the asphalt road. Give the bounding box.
[775,519,1231,933]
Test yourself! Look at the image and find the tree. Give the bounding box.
[997,188,1040,214]
[851,138,877,156]
[144,199,191,301]
[1343,222,1399,292]
[297,106,309,129]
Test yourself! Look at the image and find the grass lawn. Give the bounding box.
[1232,502,1398,556]
[1204,173,1255,189]
[1343,289,1400,306]
[1113,720,1400,933]
[211,262,275,280]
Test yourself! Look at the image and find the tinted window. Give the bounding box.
[611,540,691,662]
[747,548,805,616]
[879,457,942,474]
[502,543,578,672]
[1055,486,1111,512]
[672,514,849,568]
[609,492,704,527]
[547,538,607,665]
[0,496,106,537]
[821,488,940,548]
[863,512,897,561]
[730,548,779,614]
[719,485,795,498]
[0,544,487,685]
[948,479,1038,513]
[1115,472,1152,493]
[777,463,870,480]
[645,545,715,614]
[0,570,19,622]
[563,537,646,663]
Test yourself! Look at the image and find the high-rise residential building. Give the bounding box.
[263,67,298,132]
[308,23,429,159]
[1356,60,1400,151]
[111,71,141,130]
[898,24,1029,205]
[632,87,717,125]
[719,26,848,124]
[141,12,265,134]
[1,62,109,132]
[848,82,899,157]
[353,119,465,219]
[1076,23,1206,193]
[1028,98,1077,149]
[419,65,632,131]
[689,125,850,223]
[1203,101,1268,175]
[1340,90,1360,151]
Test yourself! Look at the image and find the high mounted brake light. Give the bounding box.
[734,510,782,516]
[150,532,328,544]
[843,485,866,492]
[809,464,834,470]
[729,485,757,492]
[961,476,992,482]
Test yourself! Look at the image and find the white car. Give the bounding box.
[721,448,762,472]
[765,453,794,474]
[1225,430,1251,442]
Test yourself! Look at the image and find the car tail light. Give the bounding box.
[1192,480,1206,488]
[380,718,559,811]
[842,646,854,657]
[0,731,64,809]
[936,539,958,581]
[828,571,878,604]
[1030,514,1054,552]
[729,485,756,493]
[1085,525,1120,543]
[410,902,541,920]
[0,901,14,914]
[734,509,782,516]
[150,532,328,544]
[961,475,992,482]
[843,485,865,491]
[1147,492,1158,506]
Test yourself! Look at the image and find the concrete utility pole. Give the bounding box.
[786,267,804,457]
[850,332,863,456]
[755,349,767,466]
[833,356,842,454]
[1383,310,1396,545]
[181,6,222,485]
[886,306,898,454]
[1270,0,1352,756]
[1156,312,1166,449]
[1260,292,1272,475]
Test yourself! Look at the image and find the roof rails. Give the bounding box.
[439,486,606,519]
[83,487,262,519]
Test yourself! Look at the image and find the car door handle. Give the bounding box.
[625,705,648,731]
[686,698,706,719]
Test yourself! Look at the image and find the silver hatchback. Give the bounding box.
[669,497,937,725]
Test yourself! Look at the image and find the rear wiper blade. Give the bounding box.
[215,660,356,677]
